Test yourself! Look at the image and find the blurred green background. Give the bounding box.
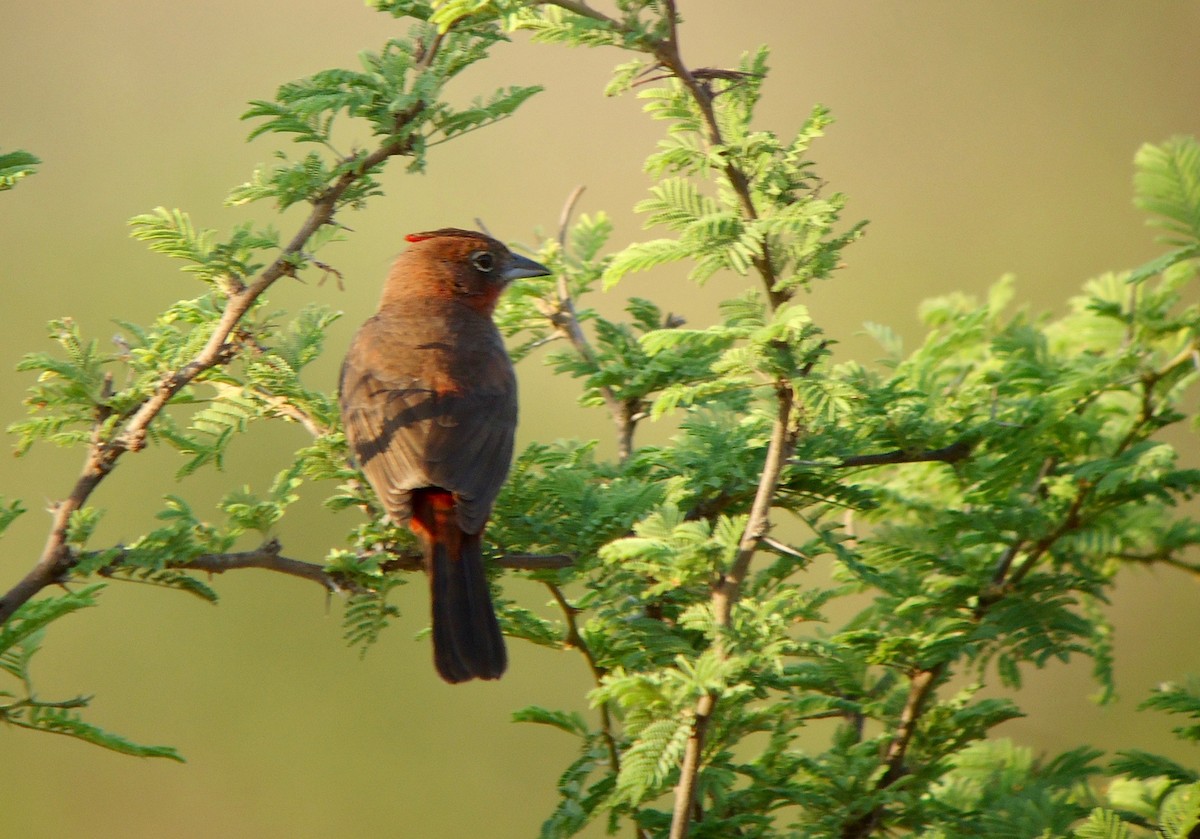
[3,2,1200,837]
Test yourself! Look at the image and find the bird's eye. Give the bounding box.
[470,251,495,273]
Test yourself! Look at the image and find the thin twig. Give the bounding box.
[546,583,650,839]
[987,540,1025,591]
[539,0,617,25]
[805,437,974,469]
[1117,552,1200,579]
[546,584,624,773]
[534,186,640,462]
[557,184,587,250]
[646,0,781,308]
[2,695,91,713]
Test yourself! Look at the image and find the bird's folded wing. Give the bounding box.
[340,363,515,534]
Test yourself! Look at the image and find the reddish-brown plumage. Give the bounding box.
[339,228,550,683]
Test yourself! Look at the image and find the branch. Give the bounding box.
[177,545,569,584]
[534,186,640,462]
[798,437,974,469]
[1117,551,1200,579]
[844,459,1083,835]
[546,583,606,684]
[672,382,798,839]
[851,359,1180,833]
[539,0,618,26]
[556,183,587,251]
[546,585,627,781]
[545,581,648,839]
[714,384,798,625]
[543,0,781,306]
[165,540,350,592]
[90,541,573,595]
[646,1,781,308]
[670,691,715,839]
[839,667,939,839]
[617,5,801,833]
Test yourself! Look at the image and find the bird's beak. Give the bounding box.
[502,253,552,282]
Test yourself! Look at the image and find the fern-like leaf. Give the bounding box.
[1072,808,1132,839]
[343,577,404,656]
[1134,136,1200,247]
[4,703,183,762]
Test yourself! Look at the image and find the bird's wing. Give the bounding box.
[339,331,516,534]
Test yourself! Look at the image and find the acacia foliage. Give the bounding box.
[3,3,1200,838]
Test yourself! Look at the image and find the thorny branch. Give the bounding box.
[532,8,1193,839]
[841,481,1089,838]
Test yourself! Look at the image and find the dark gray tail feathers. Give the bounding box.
[428,532,507,683]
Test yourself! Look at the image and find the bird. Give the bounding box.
[338,228,551,683]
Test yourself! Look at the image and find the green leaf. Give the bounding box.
[99,565,220,604]
[0,586,104,657]
[614,716,691,805]
[1139,681,1200,742]
[1134,135,1200,246]
[129,209,275,286]
[342,575,405,656]
[1124,244,1200,285]
[434,84,543,140]
[602,238,688,287]
[605,57,646,97]
[1159,782,1200,839]
[0,149,41,191]
[1108,753,1195,782]
[128,207,215,268]
[429,0,495,30]
[1072,808,1131,839]
[4,703,183,762]
[512,706,590,737]
[0,497,26,537]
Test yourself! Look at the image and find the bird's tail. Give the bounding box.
[411,490,507,683]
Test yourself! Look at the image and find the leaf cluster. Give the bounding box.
[237,16,540,202]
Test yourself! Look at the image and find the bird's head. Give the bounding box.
[385,228,551,313]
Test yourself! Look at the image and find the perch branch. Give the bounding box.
[85,541,573,596]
